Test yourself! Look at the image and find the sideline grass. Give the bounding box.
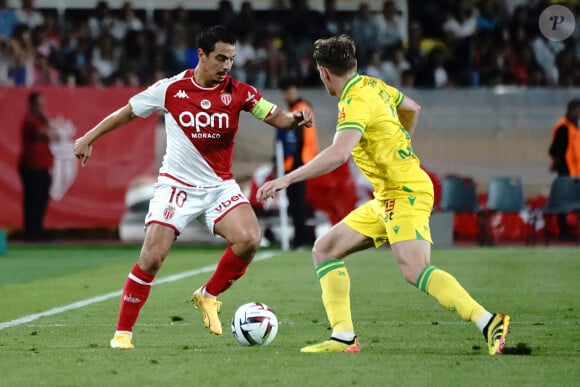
[0,245,578,387]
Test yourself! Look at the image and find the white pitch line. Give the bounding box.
[0,251,278,331]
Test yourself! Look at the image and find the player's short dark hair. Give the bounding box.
[313,34,357,76]
[198,25,236,55]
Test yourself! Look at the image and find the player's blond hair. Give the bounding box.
[313,34,357,76]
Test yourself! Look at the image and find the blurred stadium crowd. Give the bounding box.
[0,0,578,89]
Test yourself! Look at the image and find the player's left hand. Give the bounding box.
[293,109,313,127]
[256,178,290,202]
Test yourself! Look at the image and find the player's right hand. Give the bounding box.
[73,137,92,167]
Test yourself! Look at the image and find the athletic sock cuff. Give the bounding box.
[315,259,345,279]
[416,265,437,293]
[130,264,155,284]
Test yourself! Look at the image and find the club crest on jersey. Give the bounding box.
[221,93,232,106]
[163,205,176,220]
[201,99,211,109]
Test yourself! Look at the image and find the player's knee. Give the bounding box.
[311,239,330,265]
[399,261,425,285]
[137,249,167,274]
[235,228,262,256]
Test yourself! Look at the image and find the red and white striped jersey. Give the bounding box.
[130,69,270,187]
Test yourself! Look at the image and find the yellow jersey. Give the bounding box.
[336,73,433,201]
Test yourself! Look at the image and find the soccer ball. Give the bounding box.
[231,302,278,346]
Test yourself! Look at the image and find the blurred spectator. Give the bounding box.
[400,69,416,88]
[442,0,476,83]
[549,98,580,177]
[15,0,43,29]
[164,25,190,75]
[0,40,11,84]
[91,33,121,84]
[0,0,19,41]
[88,1,114,39]
[236,1,258,37]
[408,0,445,38]
[381,44,410,87]
[507,4,533,45]
[374,0,406,55]
[362,50,389,81]
[32,52,59,85]
[350,2,379,68]
[506,44,536,86]
[321,0,349,36]
[231,31,267,89]
[275,77,319,249]
[530,32,564,86]
[109,1,143,42]
[476,0,500,33]
[256,32,287,88]
[555,47,578,87]
[405,21,427,72]
[282,0,322,82]
[416,47,450,88]
[32,23,58,58]
[442,0,477,40]
[215,0,236,31]
[0,1,576,89]
[18,91,59,241]
[8,24,34,85]
[548,99,580,239]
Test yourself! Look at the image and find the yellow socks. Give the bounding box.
[416,265,488,324]
[316,259,354,335]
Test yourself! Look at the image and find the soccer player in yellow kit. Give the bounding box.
[257,34,510,354]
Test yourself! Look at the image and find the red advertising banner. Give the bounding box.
[0,86,157,229]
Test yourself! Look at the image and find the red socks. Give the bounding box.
[115,246,249,331]
[116,264,155,332]
[204,245,250,297]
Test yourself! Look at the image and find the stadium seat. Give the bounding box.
[439,176,479,213]
[439,176,481,244]
[541,177,580,245]
[479,177,535,246]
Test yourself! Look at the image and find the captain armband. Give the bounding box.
[250,98,277,121]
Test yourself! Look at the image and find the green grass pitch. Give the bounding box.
[0,244,578,387]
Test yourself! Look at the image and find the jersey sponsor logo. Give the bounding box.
[338,107,345,122]
[178,111,230,133]
[214,193,244,213]
[221,93,232,106]
[173,90,189,99]
[201,99,211,109]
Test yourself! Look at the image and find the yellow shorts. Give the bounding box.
[343,193,433,247]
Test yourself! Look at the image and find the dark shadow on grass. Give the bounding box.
[502,342,532,355]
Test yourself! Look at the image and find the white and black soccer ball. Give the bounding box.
[231,302,278,346]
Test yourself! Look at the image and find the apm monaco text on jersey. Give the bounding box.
[129,69,264,186]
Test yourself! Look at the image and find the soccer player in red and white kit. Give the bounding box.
[73,25,312,349]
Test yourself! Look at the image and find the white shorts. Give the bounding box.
[145,177,250,236]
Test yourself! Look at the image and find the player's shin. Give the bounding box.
[204,244,250,297]
[416,265,489,325]
[116,264,155,332]
[316,259,355,340]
